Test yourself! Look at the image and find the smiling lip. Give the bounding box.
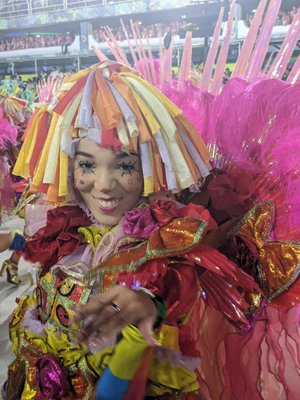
[92,196,121,212]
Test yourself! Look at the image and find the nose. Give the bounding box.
[100,188,112,194]
[93,168,115,194]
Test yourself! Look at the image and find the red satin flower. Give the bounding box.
[123,200,217,240]
[150,199,179,226]
[150,199,216,229]
[25,206,91,275]
[207,173,255,217]
[123,205,159,239]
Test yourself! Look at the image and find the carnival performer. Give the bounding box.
[4,60,265,400]
[5,2,300,398]
[0,96,20,223]
[0,95,27,284]
[0,76,63,285]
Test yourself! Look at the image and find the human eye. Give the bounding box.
[116,160,137,176]
[77,160,96,174]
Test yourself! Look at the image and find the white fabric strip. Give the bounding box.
[75,70,96,129]
[138,141,152,179]
[179,129,211,177]
[154,131,177,190]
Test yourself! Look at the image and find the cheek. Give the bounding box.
[120,175,143,194]
[73,169,93,191]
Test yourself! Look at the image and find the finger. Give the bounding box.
[72,290,120,322]
[71,299,105,323]
[139,317,159,346]
[81,302,124,337]
[76,305,128,344]
[98,316,128,342]
[73,286,138,324]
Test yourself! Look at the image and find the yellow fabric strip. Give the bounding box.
[45,91,83,190]
[58,151,69,197]
[61,91,83,126]
[120,72,182,118]
[32,112,60,187]
[143,176,154,197]
[68,67,91,83]
[120,77,159,138]
[12,146,28,177]
[13,107,47,178]
[25,106,48,165]
[124,76,177,141]
[147,360,199,395]
[109,325,148,380]
[156,324,180,352]
[176,131,200,182]
[117,118,130,149]
[168,139,195,188]
[43,115,64,184]
[111,74,152,144]
[21,381,37,400]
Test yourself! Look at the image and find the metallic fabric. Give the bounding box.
[231,201,300,299]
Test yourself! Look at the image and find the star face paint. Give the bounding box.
[74,139,143,226]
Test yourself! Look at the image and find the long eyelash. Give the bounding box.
[117,160,137,177]
[77,160,96,175]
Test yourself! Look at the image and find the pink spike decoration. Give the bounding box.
[120,18,139,66]
[178,30,192,89]
[267,8,300,80]
[201,6,224,91]
[232,0,268,78]
[100,29,121,62]
[105,26,130,65]
[246,0,282,80]
[287,55,300,84]
[92,45,109,63]
[210,0,236,95]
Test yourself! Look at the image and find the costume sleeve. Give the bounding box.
[136,259,201,324]
[24,205,91,275]
[116,256,208,326]
[117,241,262,330]
[118,199,263,329]
[24,203,54,237]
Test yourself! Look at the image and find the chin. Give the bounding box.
[93,212,122,226]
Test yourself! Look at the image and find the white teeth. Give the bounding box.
[94,198,119,209]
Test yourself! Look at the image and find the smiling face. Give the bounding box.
[73,139,143,226]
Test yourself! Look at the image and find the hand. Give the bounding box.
[72,285,159,346]
[202,218,239,249]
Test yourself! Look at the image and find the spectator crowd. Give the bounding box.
[246,5,298,27]
[0,32,75,52]
[0,20,184,52]
[92,20,185,43]
[1,4,298,53]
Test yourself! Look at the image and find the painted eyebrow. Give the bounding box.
[75,150,138,160]
[75,151,95,158]
[115,152,138,160]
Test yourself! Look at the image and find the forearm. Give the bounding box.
[0,232,12,252]
[0,231,25,253]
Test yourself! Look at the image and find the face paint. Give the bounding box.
[74,138,143,226]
